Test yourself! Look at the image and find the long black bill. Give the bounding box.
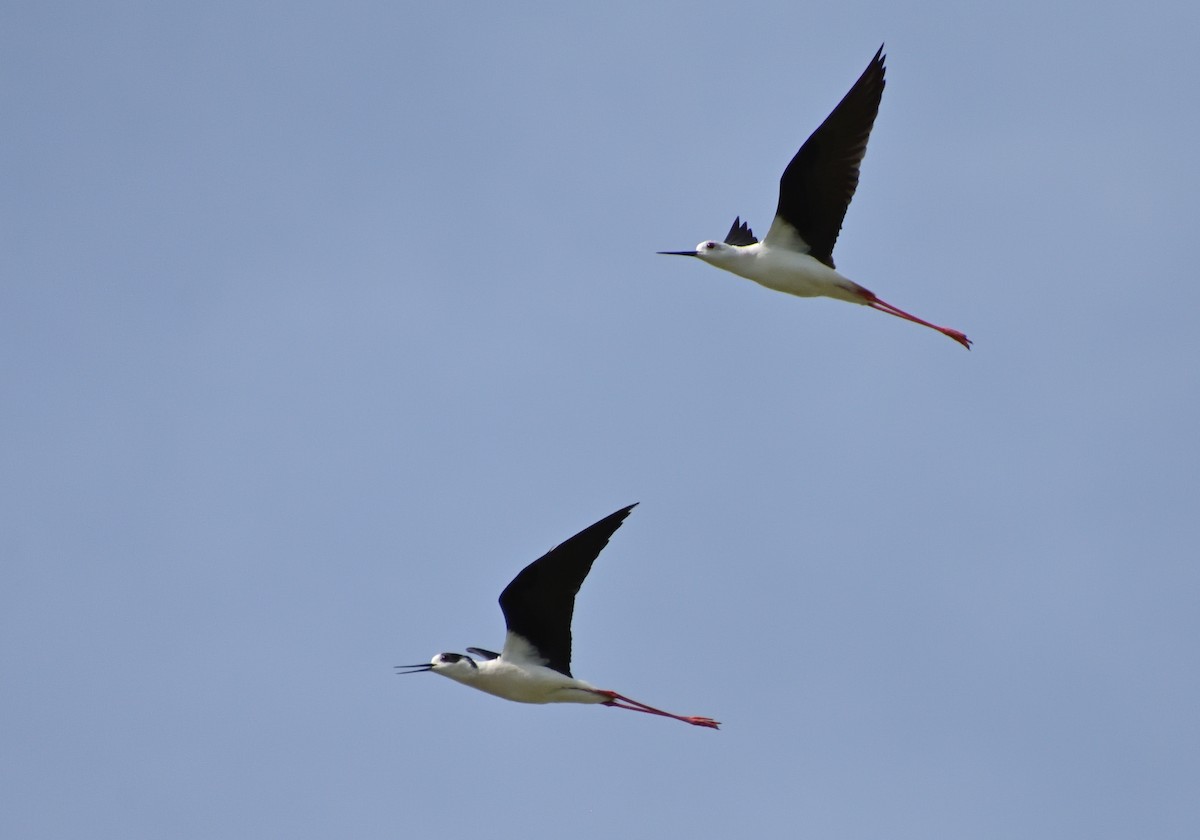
[394,663,435,675]
[656,250,699,257]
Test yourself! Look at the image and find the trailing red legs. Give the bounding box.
[595,689,721,729]
[860,289,972,349]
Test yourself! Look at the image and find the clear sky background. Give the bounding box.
[4,2,1199,838]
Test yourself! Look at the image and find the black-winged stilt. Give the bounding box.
[658,46,971,349]
[397,504,720,729]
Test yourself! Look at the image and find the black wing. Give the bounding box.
[724,216,759,246]
[772,46,886,268]
[498,504,637,677]
[465,647,500,661]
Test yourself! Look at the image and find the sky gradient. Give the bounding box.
[4,2,1199,838]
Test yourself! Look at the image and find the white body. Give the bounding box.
[424,633,607,705]
[667,223,971,349]
[436,657,607,705]
[692,226,867,304]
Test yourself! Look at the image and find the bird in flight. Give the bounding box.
[398,504,720,729]
[658,46,971,349]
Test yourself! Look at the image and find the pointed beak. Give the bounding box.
[656,250,699,257]
[394,663,435,675]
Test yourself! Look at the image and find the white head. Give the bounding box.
[396,652,480,684]
[657,239,737,265]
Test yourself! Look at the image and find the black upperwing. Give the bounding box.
[772,46,886,268]
[498,504,637,677]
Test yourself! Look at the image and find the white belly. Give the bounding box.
[444,660,608,705]
[716,246,867,303]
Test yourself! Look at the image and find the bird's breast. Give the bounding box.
[715,248,863,302]
[453,660,607,706]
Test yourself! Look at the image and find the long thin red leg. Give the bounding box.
[594,689,720,729]
[859,290,972,349]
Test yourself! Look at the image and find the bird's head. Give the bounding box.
[396,652,479,682]
[657,239,734,265]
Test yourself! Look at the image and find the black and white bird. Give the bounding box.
[397,504,719,729]
[658,46,971,349]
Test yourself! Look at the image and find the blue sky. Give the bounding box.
[3,2,1199,838]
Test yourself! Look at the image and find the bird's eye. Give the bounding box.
[705,241,716,250]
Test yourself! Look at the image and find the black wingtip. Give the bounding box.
[613,502,638,522]
[598,503,638,532]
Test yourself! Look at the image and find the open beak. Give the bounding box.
[394,663,435,675]
[656,250,699,257]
